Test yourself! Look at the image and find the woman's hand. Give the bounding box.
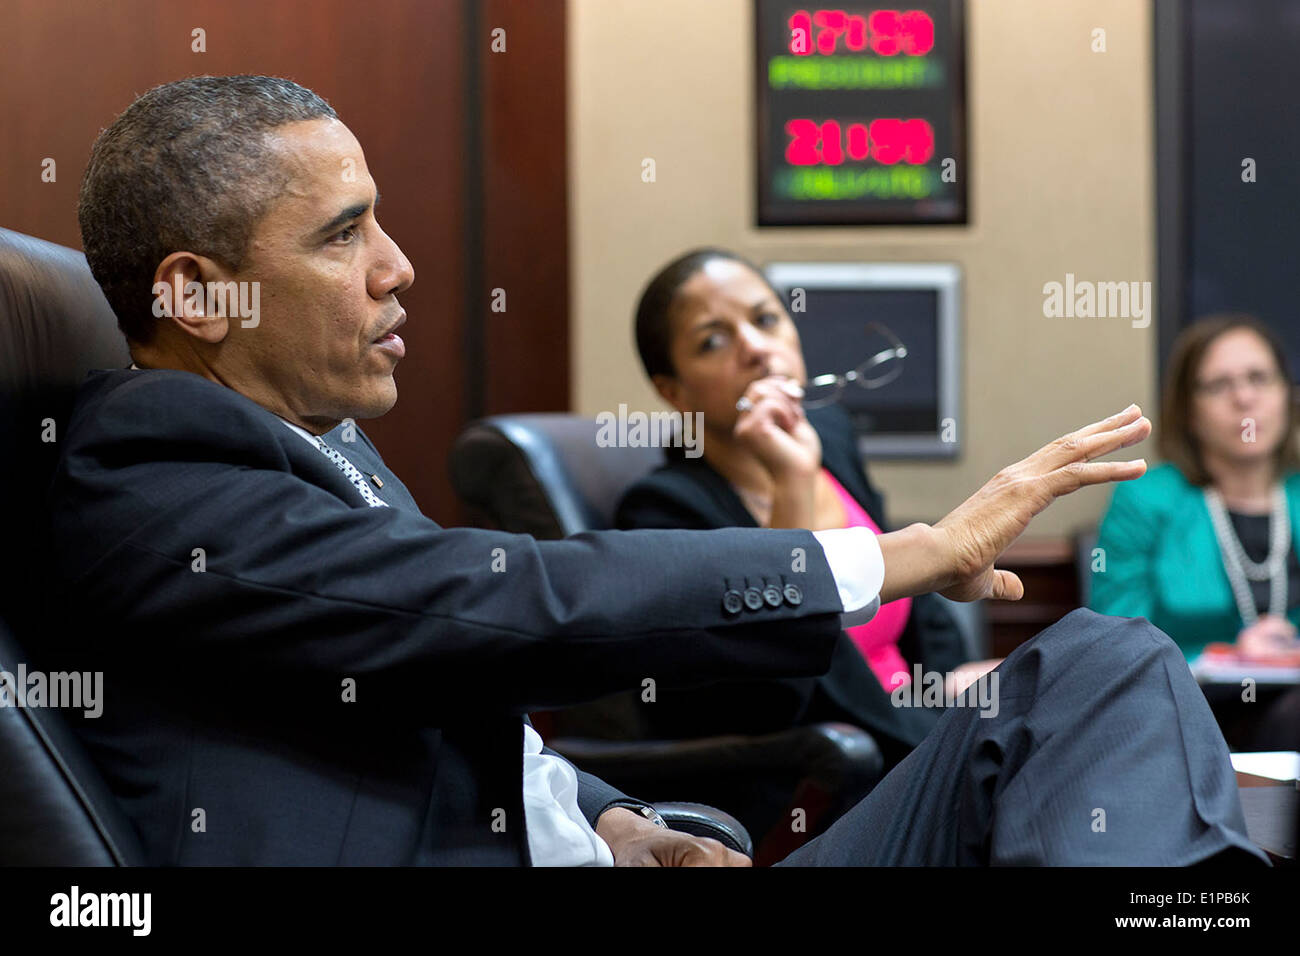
[732,374,822,481]
[1235,614,1300,661]
[878,404,1151,604]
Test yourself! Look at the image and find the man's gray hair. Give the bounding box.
[77,74,337,343]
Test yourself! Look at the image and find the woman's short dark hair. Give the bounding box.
[633,247,783,380]
[1159,312,1300,485]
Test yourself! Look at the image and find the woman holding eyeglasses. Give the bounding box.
[614,247,1000,767]
[1091,314,1300,749]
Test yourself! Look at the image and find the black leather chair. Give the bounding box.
[450,414,891,863]
[0,227,143,865]
[0,228,753,863]
[0,615,144,865]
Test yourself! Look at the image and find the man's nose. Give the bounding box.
[371,226,415,297]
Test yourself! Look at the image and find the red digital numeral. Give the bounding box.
[899,10,934,55]
[867,118,934,164]
[870,9,934,56]
[785,119,821,165]
[813,9,846,54]
[788,10,812,55]
[791,9,935,56]
[867,9,902,54]
[820,119,844,164]
[845,13,868,50]
[847,123,870,161]
[785,117,935,166]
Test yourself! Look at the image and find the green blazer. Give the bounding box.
[1089,461,1300,659]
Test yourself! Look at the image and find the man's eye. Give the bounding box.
[756,312,779,327]
[699,333,726,353]
[331,224,359,243]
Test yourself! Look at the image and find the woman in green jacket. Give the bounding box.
[1093,314,1300,661]
[1091,314,1300,750]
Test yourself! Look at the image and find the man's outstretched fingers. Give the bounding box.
[1045,457,1148,496]
[1081,416,1151,457]
[1036,412,1150,473]
[1071,403,1142,439]
[1040,404,1141,451]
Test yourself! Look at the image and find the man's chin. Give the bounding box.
[345,378,399,420]
[365,382,399,418]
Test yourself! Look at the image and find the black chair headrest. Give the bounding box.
[449,414,665,537]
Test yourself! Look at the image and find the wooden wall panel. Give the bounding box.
[478,0,570,416]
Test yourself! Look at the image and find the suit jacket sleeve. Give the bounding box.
[47,371,848,722]
[616,468,824,734]
[570,762,646,825]
[621,411,970,674]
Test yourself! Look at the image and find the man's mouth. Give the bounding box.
[373,311,406,341]
[372,312,407,357]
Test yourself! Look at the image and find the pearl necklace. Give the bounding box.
[1203,485,1290,625]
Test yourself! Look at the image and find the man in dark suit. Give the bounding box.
[45,74,1265,866]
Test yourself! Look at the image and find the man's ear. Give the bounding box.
[151,252,233,345]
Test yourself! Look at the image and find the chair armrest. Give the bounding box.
[552,721,882,785]
[653,802,754,858]
[552,722,885,863]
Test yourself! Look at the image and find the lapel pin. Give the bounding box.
[370,474,384,489]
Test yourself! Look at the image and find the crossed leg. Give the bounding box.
[776,608,1269,866]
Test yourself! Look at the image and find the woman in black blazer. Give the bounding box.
[615,247,995,768]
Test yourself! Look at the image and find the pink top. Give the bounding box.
[824,470,913,690]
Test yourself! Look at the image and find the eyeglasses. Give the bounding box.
[803,322,907,409]
[1194,369,1284,398]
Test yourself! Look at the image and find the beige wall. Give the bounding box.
[569,0,1155,533]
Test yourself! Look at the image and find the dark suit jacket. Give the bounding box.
[614,404,968,766]
[42,368,849,865]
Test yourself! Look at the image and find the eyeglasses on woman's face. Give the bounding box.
[1193,368,1284,399]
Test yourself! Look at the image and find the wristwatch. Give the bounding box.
[606,801,669,829]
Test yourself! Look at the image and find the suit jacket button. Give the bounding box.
[743,587,764,611]
[763,585,783,608]
[722,589,744,615]
[783,584,803,607]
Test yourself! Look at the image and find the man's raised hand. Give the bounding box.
[878,404,1150,605]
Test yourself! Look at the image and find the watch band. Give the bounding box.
[605,800,668,829]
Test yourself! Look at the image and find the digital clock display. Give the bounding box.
[755,1,967,225]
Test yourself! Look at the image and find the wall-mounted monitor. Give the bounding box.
[765,262,961,458]
[755,0,968,225]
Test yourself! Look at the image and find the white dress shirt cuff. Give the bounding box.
[812,526,884,627]
[521,724,614,867]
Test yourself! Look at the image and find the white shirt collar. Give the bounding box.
[130,362,319,447]
[278,417,320,447]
